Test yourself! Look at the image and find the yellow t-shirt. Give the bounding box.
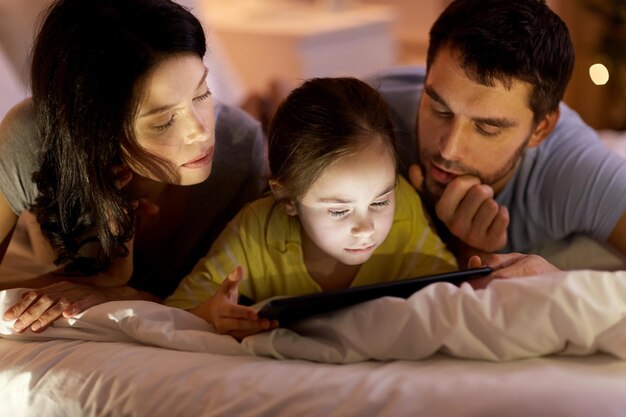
[166,176,457,309]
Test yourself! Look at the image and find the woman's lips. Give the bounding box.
[429,162,460,185]
[182,147,214,168]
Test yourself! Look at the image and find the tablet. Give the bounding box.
[256,266,492,325]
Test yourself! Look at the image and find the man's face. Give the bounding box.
[417,47,537,200]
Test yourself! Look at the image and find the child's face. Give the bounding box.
[133,54,215,185]
[297,139,397,267]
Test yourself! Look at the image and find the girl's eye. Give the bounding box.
[329,209,349,218]
[193,89,211,102]
[371,199,391,209]
[154,115,175,132]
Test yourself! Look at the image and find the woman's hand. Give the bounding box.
[467,252,561,289]
[190,266,277,339]
[2,280,141,332]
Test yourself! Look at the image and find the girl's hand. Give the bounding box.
[192,266,277,339]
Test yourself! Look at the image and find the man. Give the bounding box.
[375,0,626,268]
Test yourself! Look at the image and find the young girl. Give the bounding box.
[166,77,457,338]
[0,0,266,332]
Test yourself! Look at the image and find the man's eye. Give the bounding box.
[475,124,500,137]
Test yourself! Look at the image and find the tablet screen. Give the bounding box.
[256,266,492,325]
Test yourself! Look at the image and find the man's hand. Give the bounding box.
[191,267,277,340]
[466,252,561,289]
[409,164,509,253]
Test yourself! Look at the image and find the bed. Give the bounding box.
[1,138,626,417]
[2,267,626,417]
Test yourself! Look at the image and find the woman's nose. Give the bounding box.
[185,110,211,144]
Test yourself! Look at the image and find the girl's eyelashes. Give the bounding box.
[327,199,391,218]
[371,199,391,208]
[328,209,349,218]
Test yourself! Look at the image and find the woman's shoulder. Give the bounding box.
[0,98,39,153]
[0,98,35,132]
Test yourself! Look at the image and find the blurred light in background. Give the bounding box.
[589,63,609,85]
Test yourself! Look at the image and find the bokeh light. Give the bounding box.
[589,63,609,85]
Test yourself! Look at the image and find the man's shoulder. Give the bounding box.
[541,103,600,151]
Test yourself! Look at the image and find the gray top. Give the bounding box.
[370,66,626,253]
[0,99,268,298]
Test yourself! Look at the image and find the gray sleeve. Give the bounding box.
[0,99,40,214]
[367,66,425,177]
[503,104,626,250]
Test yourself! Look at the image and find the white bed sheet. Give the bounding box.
[1,338,626,417]
[2,270,626,416]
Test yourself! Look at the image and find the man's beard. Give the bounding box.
[416,132,530,202]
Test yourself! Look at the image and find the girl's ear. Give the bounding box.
[269,179,298,216]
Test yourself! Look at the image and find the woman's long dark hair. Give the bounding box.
[30,0,206,273]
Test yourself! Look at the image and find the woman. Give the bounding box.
[0,0,266,332]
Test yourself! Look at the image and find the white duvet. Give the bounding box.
[2,269,626,363]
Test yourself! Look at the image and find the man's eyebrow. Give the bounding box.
[139,67,209,118]
[424,85,449,109]
[424,84,517,128]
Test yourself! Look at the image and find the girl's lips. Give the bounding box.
[345,243,376,254]
[182,147,214,168]
[429,162,460,185]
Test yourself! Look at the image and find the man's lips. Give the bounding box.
[429,162,461,185]
[182,147,214,168]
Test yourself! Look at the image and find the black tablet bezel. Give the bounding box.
[256,266,492,325]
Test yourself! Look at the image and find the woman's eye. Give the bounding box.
[329,209,349,218]
[154,115,175,132]
[193,89,211,102]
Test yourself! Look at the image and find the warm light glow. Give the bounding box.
[589,63,609,85]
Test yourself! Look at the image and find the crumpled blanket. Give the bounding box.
[2,270,626,363]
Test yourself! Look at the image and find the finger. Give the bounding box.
[408,164,425,193]
[3,291,39,320]
[468,196,499,232]
[11,296,57,332]
[483,252,524,270]
[436,176,482,223]
[219,303,258,321]
[467,255,483,269]
[30,300,71,332]
[213,316,271,335]
[63,295,100,318]
[217,266,244,296]
[454,184,495,229]
[485,206,509,249]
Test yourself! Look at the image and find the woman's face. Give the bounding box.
[133,54,215,185]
